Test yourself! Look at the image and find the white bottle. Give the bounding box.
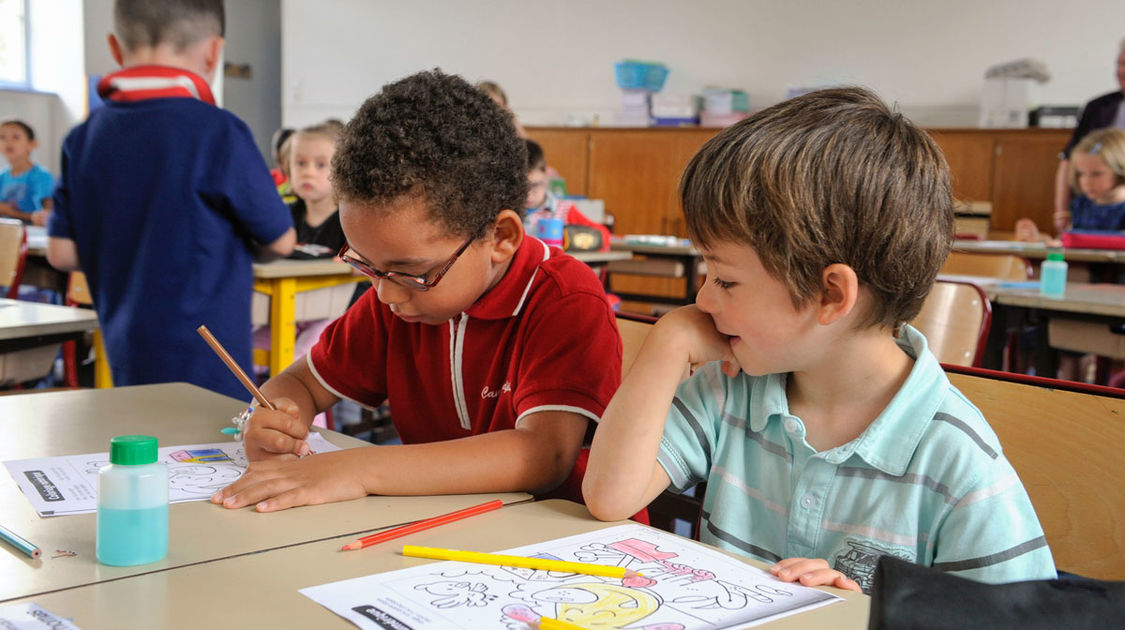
[96,435,168,566]
[1039,251,1067,298]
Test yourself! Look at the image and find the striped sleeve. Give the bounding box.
[930,449,1057,583]
[658,363,726,493]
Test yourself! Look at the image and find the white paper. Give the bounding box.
[301,524,839,630]
[4,434,339,517]
[0,602,81,629]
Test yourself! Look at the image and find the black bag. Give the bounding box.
[868,556,1125,629]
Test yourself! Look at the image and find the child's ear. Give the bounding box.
[107,34,125,67]
[489,209,524,263]
[202,36,225,78]
[817,263,859,325]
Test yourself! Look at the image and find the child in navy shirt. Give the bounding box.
[47,0,295,399]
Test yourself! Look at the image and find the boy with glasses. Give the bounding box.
[212,70,622,511]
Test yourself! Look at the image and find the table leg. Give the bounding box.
[93,329,113,388]
[269,277,297,377]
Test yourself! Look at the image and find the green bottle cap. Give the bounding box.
[1047,251,1065,262]
[109,435,158,465]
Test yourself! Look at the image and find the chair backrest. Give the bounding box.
[0,218,27,298]
[67,271,93,306]
[616,311,657,380]
[947,369,1125,580]
[910,280,992,367]
[942,251,1032,281]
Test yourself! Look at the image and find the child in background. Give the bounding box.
[1060,128,1125,232]
[252,122,346,427]
[211,70,621,512]
[47,0,295,400]
[269,127,295,203]
[0,119,54,226]
[1016,128,1125,242]
[584,87,1055,593]
[477,80,528,138]
[524,139,610,251]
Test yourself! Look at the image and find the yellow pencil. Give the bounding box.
[401,545,642,578]
[539,616,588,630]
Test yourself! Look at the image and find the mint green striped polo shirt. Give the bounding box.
[657,325,1056,592]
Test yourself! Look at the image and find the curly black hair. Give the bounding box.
[332,69,528,239]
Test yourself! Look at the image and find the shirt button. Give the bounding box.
[800,494,816,509]
[784,418,799,433]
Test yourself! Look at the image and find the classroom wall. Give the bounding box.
[280,0,1125,128]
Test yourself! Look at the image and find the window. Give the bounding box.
[0,0,30,88]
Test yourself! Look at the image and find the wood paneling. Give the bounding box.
[927,130,995,203]
[992,132,1068,232]
[527,129,589,196]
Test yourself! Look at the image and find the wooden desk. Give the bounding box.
[4,500,870,629]
[0,383,529,603]
[977,282,1125,375]
[252,259,361,376]
[0,298,100,385]
[953,239,1125,264]
[947,371,1125,579]
[609,239,705,305]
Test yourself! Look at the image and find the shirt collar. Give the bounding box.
[747,324,947,475]
[464,237,550,320]
[97,65,216,106]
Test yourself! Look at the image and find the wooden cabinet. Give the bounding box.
[529,125,1072,263]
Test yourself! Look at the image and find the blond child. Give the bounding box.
[584,87,1056,593]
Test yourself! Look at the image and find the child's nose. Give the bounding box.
[374,278,411,305]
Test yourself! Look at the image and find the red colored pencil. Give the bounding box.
[340,499,504,551]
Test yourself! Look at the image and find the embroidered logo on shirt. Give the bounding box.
[481,382,512,399]
[834,539,912,592]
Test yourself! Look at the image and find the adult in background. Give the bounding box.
[1054,38,1125,233]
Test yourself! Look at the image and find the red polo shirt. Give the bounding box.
[308,238,622,445]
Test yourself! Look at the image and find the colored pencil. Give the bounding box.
[401,545,642,578]
[539,617,588,630]
[0,523,41,560]
[196,325,276,411]
[341,499,504,551]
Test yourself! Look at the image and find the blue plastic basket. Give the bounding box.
[615,61,668,92]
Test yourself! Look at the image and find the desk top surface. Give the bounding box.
[7,499,870,629]
[0,298,98,340]
[252,258,354,279]
[0,383,529,603]
[952,239,1125,263]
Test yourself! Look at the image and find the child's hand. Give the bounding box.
[242,398,311,461]
[210,449,370,512]
[770,557,862,593]
[656,305,743,377]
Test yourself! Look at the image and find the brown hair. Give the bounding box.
[114,0,224,52]
[1068,127,1125,189]
[680,86,953,329]
[0,119,35,141]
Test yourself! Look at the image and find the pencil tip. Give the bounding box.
[341,543,357,551]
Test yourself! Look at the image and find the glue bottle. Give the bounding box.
[1039,251,1068,298]
[96,435,168,566]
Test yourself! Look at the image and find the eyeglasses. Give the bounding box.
[337,236,475,292]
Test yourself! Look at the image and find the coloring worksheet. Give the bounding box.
[4,434,340,517]
[301,524,839,629]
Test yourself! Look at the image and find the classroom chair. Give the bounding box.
[0,218,28,299]
[941,251,1033,281]
[909,280,992,367]
[63,271,111,388]
[945,365,1125,580]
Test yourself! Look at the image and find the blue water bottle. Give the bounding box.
[1039,251,1068,298]
[96,435,168,566]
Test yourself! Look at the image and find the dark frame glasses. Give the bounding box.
[337,236,475,292]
